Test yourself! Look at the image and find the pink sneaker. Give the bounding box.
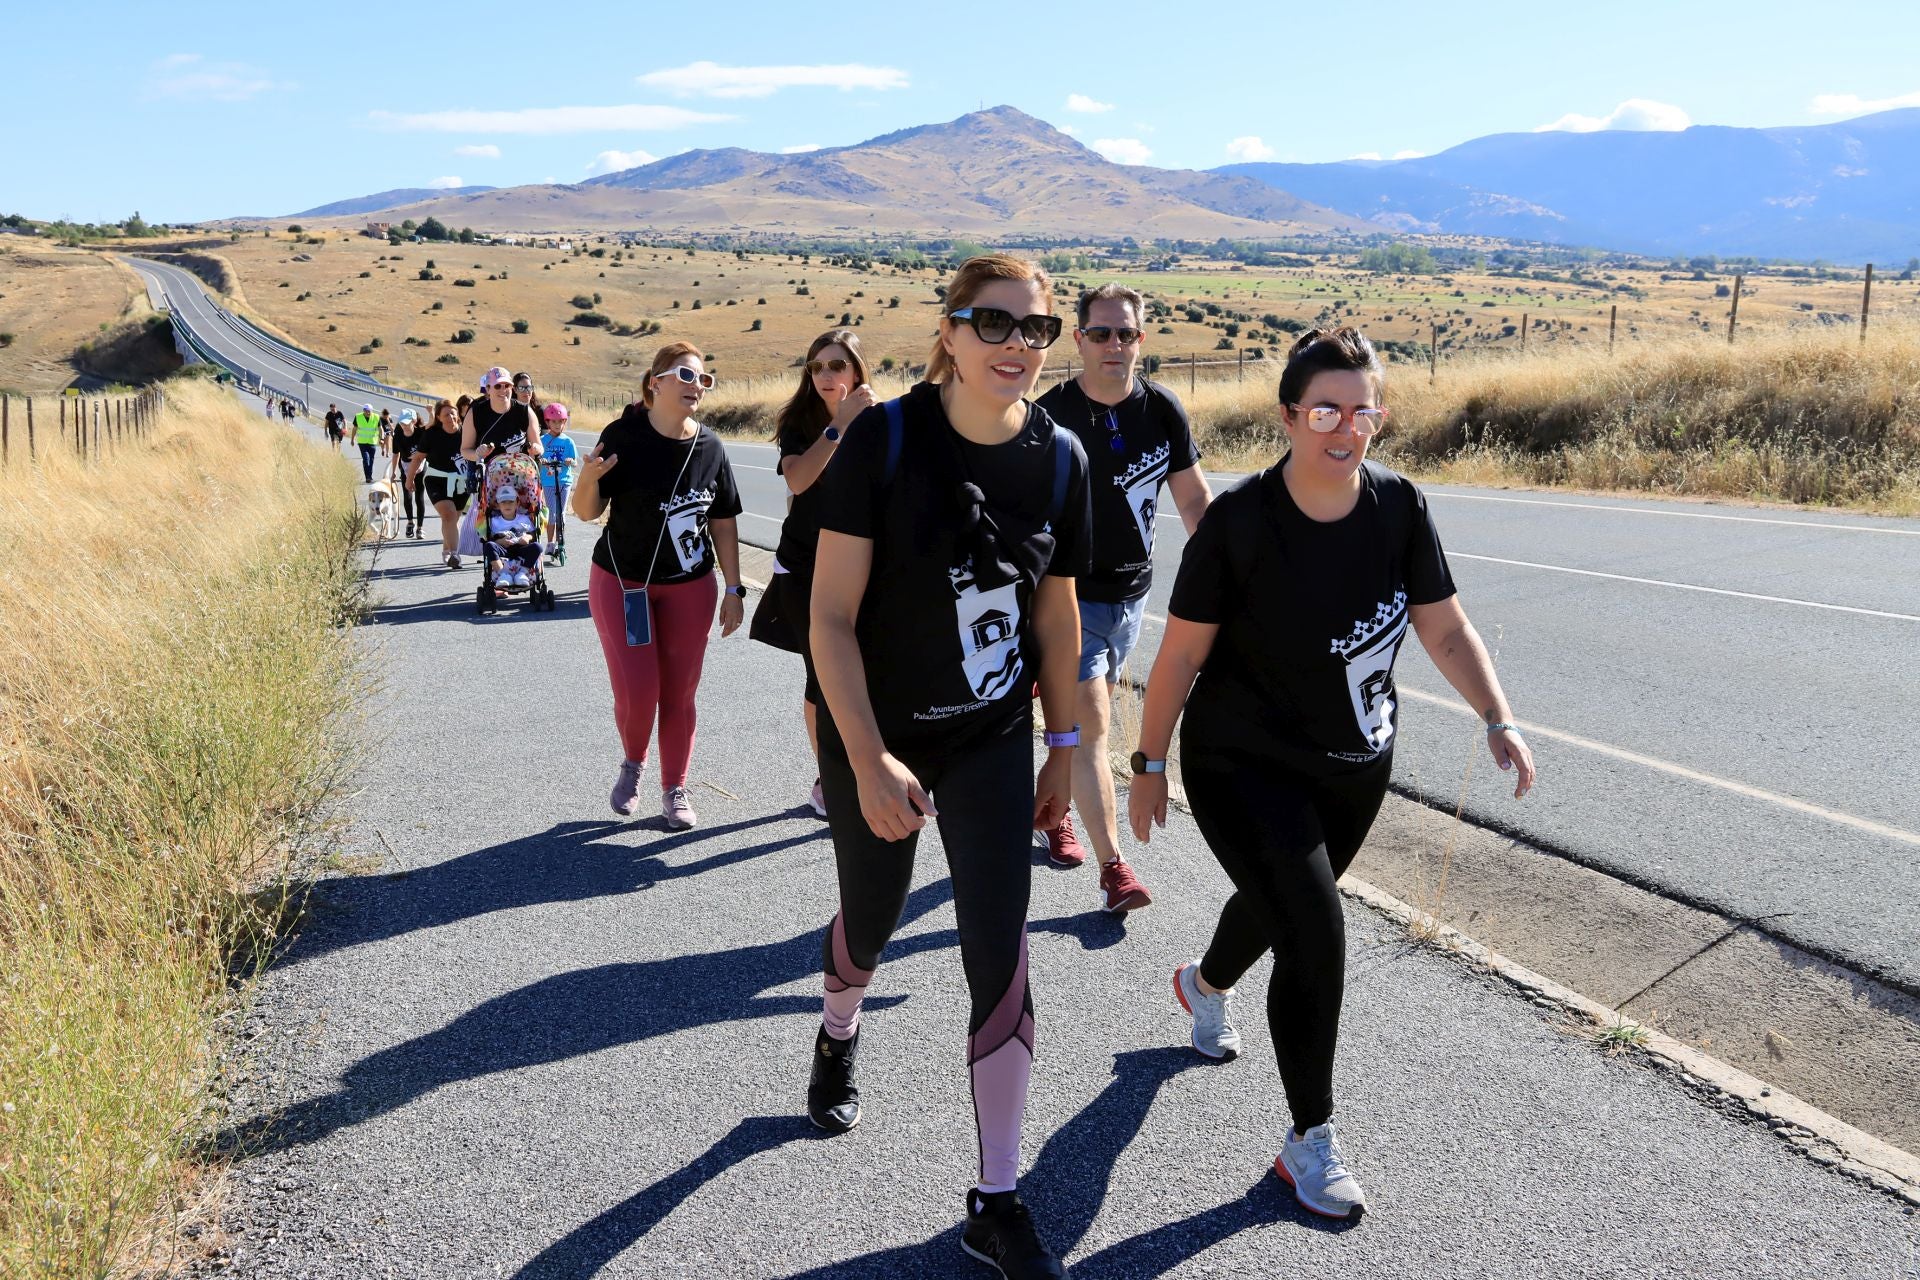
[663,785,698,831]
[609,760,643,818]
[1099,858,1152,914]
[1045,813,1087,868]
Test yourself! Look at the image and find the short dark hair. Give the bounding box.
[1077,282,1144,329]
[1278,327,1383,407]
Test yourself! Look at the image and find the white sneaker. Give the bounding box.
[808,778,828,819]
[1173,961,1242,1061]
[1276,1121,1367,1220]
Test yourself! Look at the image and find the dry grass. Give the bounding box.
[0,248,144,393]
[0,382,361,1276]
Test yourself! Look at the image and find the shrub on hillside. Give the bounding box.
[570,311,612,328]
[511,319,530,334]
[453,279,477,288]
[450,329,476,344]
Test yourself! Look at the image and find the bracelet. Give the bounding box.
[1485,722,1520,735]
[1043,725,1080,749]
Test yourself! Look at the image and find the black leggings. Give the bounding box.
[817,712,1035,1191]
[398,470,425,525]
[1188,749,1390,1134]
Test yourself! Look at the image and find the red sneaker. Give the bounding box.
[1099,858,1152,913]
[1045,812,1087,868]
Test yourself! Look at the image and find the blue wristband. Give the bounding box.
[1044,725,1080,748]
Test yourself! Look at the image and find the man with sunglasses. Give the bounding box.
[1035,284,1212,914]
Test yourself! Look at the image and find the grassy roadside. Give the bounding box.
[0,382,361,1276]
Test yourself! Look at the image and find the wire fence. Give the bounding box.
[0,387,167,469]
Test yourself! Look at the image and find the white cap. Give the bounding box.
[496,486,519,503]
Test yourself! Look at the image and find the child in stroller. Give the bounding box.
[476,454,557,613]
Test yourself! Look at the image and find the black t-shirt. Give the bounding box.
[1035,378,1202,603]
[774,414,832,576]
[324,409,345,434]
[815,382,1092,750]
[390,425,423,460]
[1169,460,1457,776]
[471,400,539,456]
[420,423,462,470]
[590,411,743,586]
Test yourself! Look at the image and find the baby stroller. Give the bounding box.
[475,453,558,615]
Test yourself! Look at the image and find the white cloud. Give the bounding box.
[1225,135,1276,162]
[1065,93,1115,113]
[1091,137,1152,165]
[780,144,822,154]
[425,176,464,189]
[453,144,501,159]
[585,148,659,176]
[146,53,285,102]
[1535,98,1691,133]
[637,61,907,99]
[1809,89,1920,116]
[1350,151,1383,161]
[371,105,731,134]
[1392,149,1427,160]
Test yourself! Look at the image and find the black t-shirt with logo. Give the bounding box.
[471,399,539,456]
[324,409,345,434]
[590,410,743,586]
[774,416,830,576]
[390,425,423,460]
[1035,377,1202,603]
[420,422,463,471]
[816,382,1092,751]
[1169,460,1457,777]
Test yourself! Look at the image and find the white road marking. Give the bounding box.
[740,511,783,526]
[1430,491,1920,537]
[1397,686,1920,849]
[1451,552,1920,622]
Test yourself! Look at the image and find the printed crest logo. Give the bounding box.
[1115,442,1171,553]
[1330,591,1409,752]
[949,556,1023,702]
[660,486,716,572]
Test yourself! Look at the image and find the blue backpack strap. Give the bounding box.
[882,396,904,486]
[1047,428,1072,523]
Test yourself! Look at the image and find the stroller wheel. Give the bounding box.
[477,585,495,615]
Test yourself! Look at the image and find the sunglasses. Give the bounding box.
[1080,326,1142,346]
[513,382,532,391]
[1288,404,1388,436]
[806,357,852,376]
[655,365,717,390]
[948,306,1062,349]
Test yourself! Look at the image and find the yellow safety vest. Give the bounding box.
[353,412,380,445]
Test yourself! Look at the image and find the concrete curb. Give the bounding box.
[1336,874,1920,1208]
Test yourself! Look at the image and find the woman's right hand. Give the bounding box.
[578,443,618,484]
[830,384,877,432]
[1128,771,1169,844]
[854,751,936,842]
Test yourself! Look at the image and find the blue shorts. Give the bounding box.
[1078,596,1148,683]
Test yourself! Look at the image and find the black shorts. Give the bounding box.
[423,475,471,511]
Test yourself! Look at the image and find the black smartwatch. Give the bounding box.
[823,425,842,443]
[1129,751,1166,776]
[725,584,747,599]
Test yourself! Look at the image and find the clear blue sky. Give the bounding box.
[13,0,1920,224]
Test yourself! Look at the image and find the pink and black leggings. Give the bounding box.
[817,713,1036,1193]
[587,565,718,789]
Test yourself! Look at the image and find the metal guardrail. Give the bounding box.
[221,308,437,408]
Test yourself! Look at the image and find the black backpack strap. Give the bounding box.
[1047,429,1071,523]
[881,396,905,486]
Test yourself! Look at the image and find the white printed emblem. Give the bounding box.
[1115,441,1171,555]
[950,559,1024,702]
[661,486,715,572]
[1329,590,1409,752]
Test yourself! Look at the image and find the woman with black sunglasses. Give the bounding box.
[758,328,876,819]
[574,342,744,831]
[805,255,1090,1279]
[1129,327,1536,1223]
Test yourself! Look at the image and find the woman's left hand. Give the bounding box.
[1490,727,1536,799]
[1032,749,1073,830]
[717,592,744,637]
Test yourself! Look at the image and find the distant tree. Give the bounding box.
[511,319,530,334]
[570,294,595,309]
[401,219,418,232]
[286,223,304,233]
[450,329,476,343]
[457,227,476,243]
[418,218,450,241]
[750,318,763,331]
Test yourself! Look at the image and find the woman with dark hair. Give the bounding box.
[512,370,541,419]
[760,328,876,818]
[1129,327,1536,1223]
[387,408,427,538]
[573,342,745,830]
[805,254,1089,1278]
[419,399,471,567]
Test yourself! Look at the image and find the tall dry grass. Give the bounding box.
[0,382,361,1276]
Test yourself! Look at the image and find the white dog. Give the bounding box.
[365,481,399,541]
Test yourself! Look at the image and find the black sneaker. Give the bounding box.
[807,1025,860,1133]
[961,1189,1062,1278]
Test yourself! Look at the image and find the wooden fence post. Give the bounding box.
[1189,354,1196,396]
[1727,274,1743,344]
[93,401,101,461]
[1609,304,1618,356]
[2,396,8,467]
[1861,263,1874,344]
[1520,311,1529,355]
[25,397,33,462]
[1429,316,1438,383]
[59,396,66,446]
[1238,348,1244,382]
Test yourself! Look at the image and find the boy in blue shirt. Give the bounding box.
[539,403,579,562]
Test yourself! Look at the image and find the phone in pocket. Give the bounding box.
[623,586,653,647]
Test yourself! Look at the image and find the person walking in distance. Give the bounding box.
[324,403,346,449]
[387,409,427,538]
[1129,328,1537,1222]
[418,399,471,568]
[351,403,381,482]
[764,328,876,819]
[573,343,746,830]
[1035,284,1212,914]
[806,255,1089,1278]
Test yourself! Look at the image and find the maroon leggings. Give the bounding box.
[587,565,718,787]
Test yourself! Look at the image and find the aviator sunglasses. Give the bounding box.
[1287,403,1388,436]
[948,306,1063,349]
[655,365,717,390]
[1079,325,1142,346]
[806,357,853,376]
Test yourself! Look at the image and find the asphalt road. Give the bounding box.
[134,259,1920,991]
[196,518,1919,1278]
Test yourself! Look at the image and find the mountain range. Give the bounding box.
[285,105,1920,260]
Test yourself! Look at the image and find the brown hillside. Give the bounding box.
[301,107,1365,239]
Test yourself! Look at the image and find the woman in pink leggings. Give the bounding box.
[573,341,746,828]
